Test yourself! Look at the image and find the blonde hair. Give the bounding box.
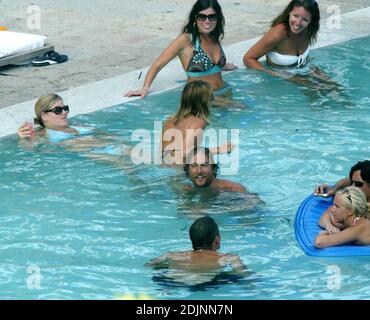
[173,80,212,126]
[337,186,368,218]
[34,93,62,127]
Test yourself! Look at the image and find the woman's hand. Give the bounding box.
[124,87,149,99]
[266,69,281,77]
[17,122,34,139]
[325,223,341,235]
[223,63,238,71]
[217,142,235,154]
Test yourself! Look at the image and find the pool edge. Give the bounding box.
[1,6,370,138]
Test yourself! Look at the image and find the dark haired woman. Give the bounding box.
[243,0,320,78]
[124,0,241,107]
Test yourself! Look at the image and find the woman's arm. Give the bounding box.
[17,122,46,149]
[314,225,362,248]
[222,63,238,71]
[319,210,342,234]
[124,34,189,98]
[243,24,286,73]
[209,143,234,155]
[182,118,234,156]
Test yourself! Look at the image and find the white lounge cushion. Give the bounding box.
[0,31,47,59]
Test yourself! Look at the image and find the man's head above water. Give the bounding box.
[184,147,219,188]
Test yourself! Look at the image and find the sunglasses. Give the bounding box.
[196,13,218,22]
[351,180,369,188]
[342,190,352,203]
[44,105,70,115]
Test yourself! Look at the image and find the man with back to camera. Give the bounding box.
[145,216,247,285]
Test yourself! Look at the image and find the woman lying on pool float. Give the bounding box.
[315,187,370,248]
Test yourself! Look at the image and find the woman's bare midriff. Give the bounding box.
[188,73,225,91]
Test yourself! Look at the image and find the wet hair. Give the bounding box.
[337,186,368,218]
[271,0,320,45]
[349,160,370,183]
[34,93,63,127]
[189,216,219,250]
[184,146,219,178]
[173,80,212,126]
[181,0,225,45]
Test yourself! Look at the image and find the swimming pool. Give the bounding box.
[1,36,370,300]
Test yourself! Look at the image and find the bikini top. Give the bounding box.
[186,38,226,78]
[266,46,310,68]
[46,126,93,143]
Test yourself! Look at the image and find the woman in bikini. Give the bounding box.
[125,0,242,107]
[243,0,346,97]
[161,80,233,166]
[18,93,94,145]
[243,0,320,78]
[315,187,370,248]
[17,93,129,155]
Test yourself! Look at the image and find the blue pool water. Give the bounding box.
[1,36,370,299]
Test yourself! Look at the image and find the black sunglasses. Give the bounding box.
[196,13,218,22]
[351,180,369,188]
[44,105,70,115]
[342,189,352,203]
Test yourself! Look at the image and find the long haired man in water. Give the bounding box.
[183,147,246,192]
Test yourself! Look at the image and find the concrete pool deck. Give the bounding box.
[1,2,370,138]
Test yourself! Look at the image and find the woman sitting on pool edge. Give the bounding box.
[17,93,129,156]
[243,0,336,85]
[315,187,370,248]
[124,0,243,108]
[161,80,233,166]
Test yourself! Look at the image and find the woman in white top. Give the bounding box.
[243,0,320,78]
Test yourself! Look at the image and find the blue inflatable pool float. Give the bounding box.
[294,193,370,257]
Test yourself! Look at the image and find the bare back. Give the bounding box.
[164,250,246,276]
[161,115,207,163]
[354,219,370,245]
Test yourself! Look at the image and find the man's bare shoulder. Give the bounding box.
[214,179,246,192]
